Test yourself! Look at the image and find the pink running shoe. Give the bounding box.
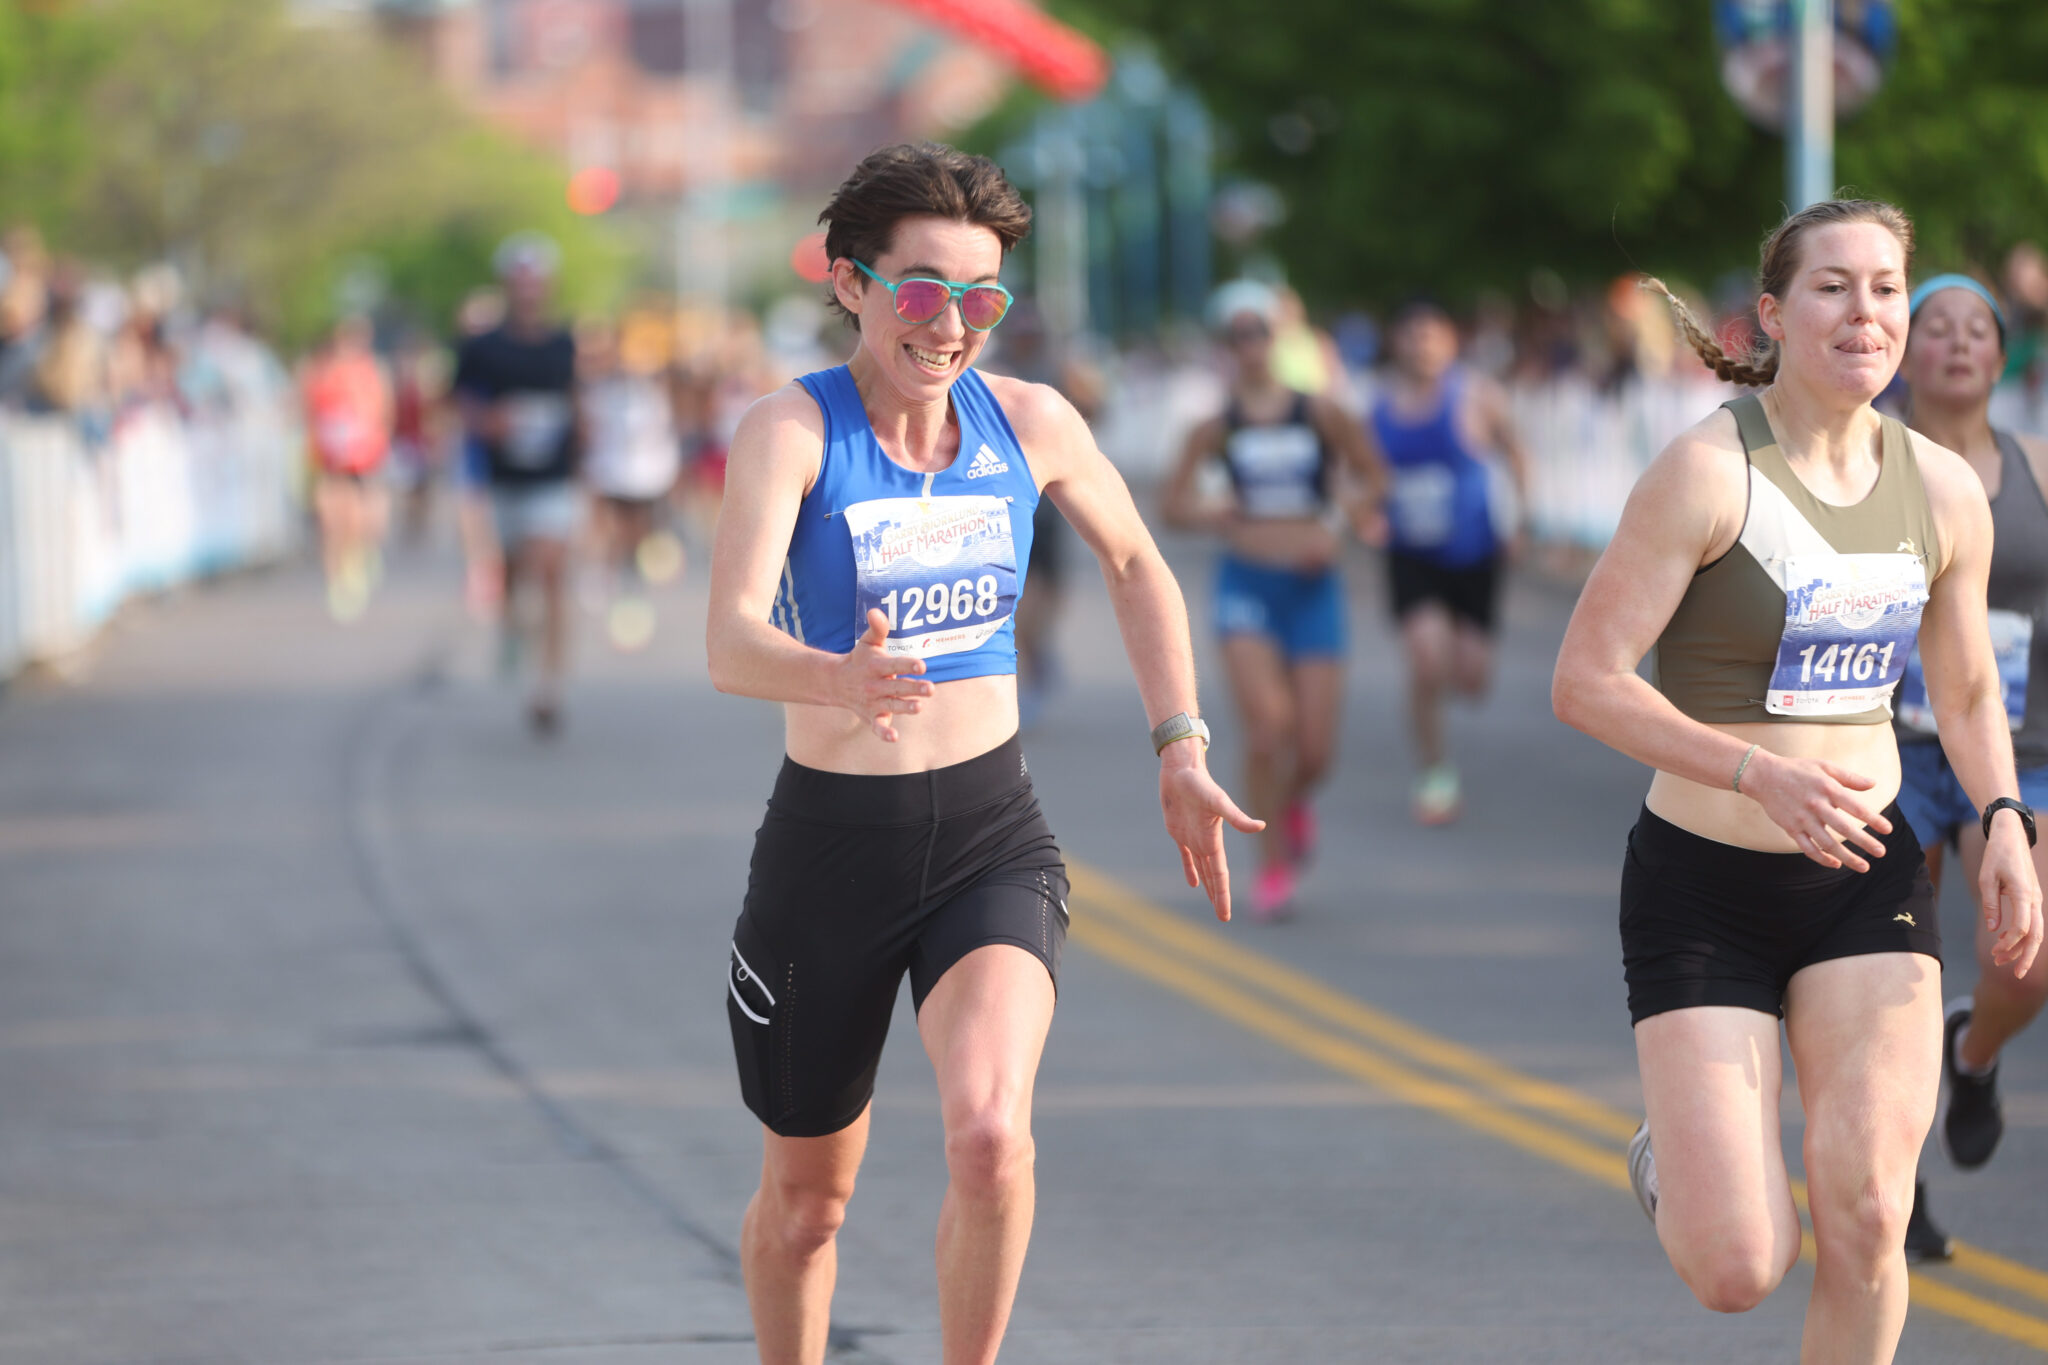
[1283,801,1319,866]
[1251,863,1298,922]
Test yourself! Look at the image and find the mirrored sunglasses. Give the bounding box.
[852,260,1014,332]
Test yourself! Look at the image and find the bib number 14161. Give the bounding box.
[881,576,1000,631]
[1795,641,1896,685]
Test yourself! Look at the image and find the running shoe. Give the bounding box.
[1626,1120,1658,1223]
[1904,1179,1954,1262]
[1940,995,2005,1170]
[1412,764,1461,826]
[1250,864,1297,922]
[1283,801,1319,866]
[327,561,369,623]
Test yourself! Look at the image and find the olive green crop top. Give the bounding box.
[1653,394,1938,725]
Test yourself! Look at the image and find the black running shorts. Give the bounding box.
[1620,803,1940,1025]
[726,734,1068,1138]
[1387,551,1500,631]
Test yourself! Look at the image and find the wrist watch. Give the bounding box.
[1150,711,1211,755]
[1982,797,2039,848]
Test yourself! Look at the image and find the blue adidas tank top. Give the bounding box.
[1370,368,1499,567]
[775,365,1038,682]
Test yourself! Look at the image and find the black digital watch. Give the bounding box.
[1982,797,2039,848]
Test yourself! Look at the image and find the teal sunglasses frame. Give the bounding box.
[850,259,1015,332]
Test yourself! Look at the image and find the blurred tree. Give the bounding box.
[1,0,624,343]
[0,0,107,233]
[1839,0,2048,275]
[1047,0,2048,306]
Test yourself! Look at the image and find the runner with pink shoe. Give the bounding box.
[1163,282,1380,920]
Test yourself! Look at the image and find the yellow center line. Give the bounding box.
[1069,864,1641,1144]
[1065,857,2048,1353]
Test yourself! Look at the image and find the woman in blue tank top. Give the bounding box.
[1163,282,1379,921]
[1367,300,1530,825]
[706,143,1258,1364]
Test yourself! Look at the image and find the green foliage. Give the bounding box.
[0,0,625,345]
[1049,0,2048,307]
[0,1,109,231]
[1837,0,2048,277]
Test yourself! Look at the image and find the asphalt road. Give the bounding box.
[4,506,2048,1364]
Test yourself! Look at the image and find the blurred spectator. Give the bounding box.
[28,261,111,425]
[453,235,579,735]
[388,330,445,546]
[0,226,51,407]
[2003,243,2048,391]
[300,315,393,621]
[578,316,681,652]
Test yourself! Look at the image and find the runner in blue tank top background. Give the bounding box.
[1888,275,2048,1260]
[707,142,1259,1365]
[1163,282,1381,920]
[1367,299,1530,824]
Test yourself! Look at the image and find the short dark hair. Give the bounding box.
[819,142,1032,324]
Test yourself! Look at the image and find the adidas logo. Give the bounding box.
[964,443,1009,479]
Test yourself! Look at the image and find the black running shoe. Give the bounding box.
[1941,995,2005,1170]
[1904,1179,1954,1263]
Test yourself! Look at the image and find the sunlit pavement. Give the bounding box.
[1,506,2044,1364]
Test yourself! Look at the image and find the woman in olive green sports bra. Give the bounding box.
[1554,199,2043,1363]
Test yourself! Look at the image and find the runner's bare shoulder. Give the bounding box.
[729,382,829,492]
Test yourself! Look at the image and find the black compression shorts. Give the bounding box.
[726,734,1068,1138]
[1620,803,1939,1025]
[1387,551,1500,631]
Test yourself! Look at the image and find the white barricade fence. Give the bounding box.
[0,370,303,681]
[1509,372,1736,551]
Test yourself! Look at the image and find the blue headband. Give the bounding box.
[1909,273,2006,345]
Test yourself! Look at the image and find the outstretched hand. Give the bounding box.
[1158,743,1264,921]
[835,609,932,742]
[1979,818,2044,977]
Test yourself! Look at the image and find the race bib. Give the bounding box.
[501,393,571,468]
[1765,553,1928,717]
[314,415,362,460]
[1895,607,2033,735]
[843,494,1017,660]
[1391,465,1456,548]
[1228,425,1321,518]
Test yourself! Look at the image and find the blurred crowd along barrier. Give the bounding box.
[0,333,302,681]
[1508,373,1733,549]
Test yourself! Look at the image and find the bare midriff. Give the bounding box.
[1646,718,1901,851]
[1226,516,1340,570]
[784,674,1021,776]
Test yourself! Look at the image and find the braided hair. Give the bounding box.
[1645,199,1916,388]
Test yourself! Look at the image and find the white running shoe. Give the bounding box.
[1627,1121,1658,1223]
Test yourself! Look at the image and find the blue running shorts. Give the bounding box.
[1214,556,1346,661]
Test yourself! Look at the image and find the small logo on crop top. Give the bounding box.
[1897,539,1917,555]
[964,444,1010,479]
[1893,912,1917,927]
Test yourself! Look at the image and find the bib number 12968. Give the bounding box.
[844,493,1018,660]
[880,576,1000,632]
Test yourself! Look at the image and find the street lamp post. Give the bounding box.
[1785,0,1834,211]
[678,0,733,313]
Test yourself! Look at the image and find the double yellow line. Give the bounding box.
[1066,859,2048,1353]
